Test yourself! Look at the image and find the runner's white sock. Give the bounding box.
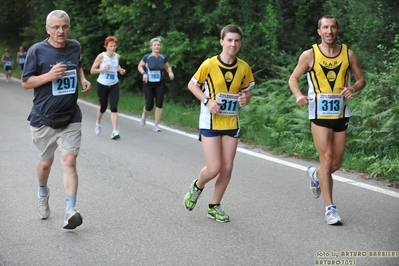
[325,205,336,212]
[38,184,48,196]
[313,170,319,184]
[66,195,77,212]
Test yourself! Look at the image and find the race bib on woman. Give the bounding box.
[148,70,161,82]
[104,71,116,81]
[216,93,239,116]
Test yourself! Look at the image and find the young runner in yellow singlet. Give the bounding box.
[184,24,255,222]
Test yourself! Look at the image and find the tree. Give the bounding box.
[0,0,32,45]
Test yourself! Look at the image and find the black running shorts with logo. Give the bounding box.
[310,118,349,132]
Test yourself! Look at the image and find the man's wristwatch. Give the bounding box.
[202,97,210,106]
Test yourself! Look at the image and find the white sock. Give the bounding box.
[313,170,319,183]
[326,205,336,212]
[66,195,77,212]
[38,184,48,196]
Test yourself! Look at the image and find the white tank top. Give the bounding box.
[97,52,119,86]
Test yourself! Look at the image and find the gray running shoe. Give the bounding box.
[111,130,120,140]
[153,124,161,132]
[95,123,101,135]
[37,189,50,219]
[307,166,321,198]
[325,205,342,225]
[140,114,147,126]
[63,208,83,229]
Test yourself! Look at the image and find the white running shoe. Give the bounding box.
[95,123,101,135]
[140,114,147,126]
[153,124,161,132]
[307,166,321,198]
[63,208,83,229]
[325,205,342,225]
[111,130,120,140]
[37,189,50,219]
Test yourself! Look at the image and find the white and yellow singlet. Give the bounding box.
[307,44,351,119]
[191,55,255,130]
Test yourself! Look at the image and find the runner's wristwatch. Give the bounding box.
[202,97,210,106]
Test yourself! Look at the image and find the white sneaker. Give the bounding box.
[111,130,120,140]
[153,124,161,132]
[63,208,83,229]
[95,123,101,135]
[307,166,321,198]
[37,188,50,219]
[325,205,342,225]
[140,114,147,126]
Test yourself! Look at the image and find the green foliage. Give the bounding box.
[344,34,399,180]
[19,0,56,46]
[0,0,31,45]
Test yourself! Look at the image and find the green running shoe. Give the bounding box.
[207,205,229,223]
[184,179,202,211]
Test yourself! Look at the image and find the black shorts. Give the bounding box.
[198,128,239,141]
[310,118,349,132]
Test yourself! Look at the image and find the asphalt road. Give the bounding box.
[0,74,398,266]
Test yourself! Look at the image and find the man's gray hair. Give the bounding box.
[46,10,70,26]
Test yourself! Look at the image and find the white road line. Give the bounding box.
[238,148,399,199]
[79,99,399,199]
